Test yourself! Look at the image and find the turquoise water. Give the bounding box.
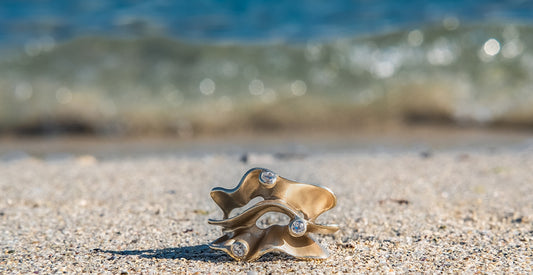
[2,0,532,45]
[1,2,533,135]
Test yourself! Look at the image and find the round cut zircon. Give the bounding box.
[231,241,248,259]
[259,169,277,185]
[289,218,307,237]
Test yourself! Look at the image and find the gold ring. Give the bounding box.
[208,168,338,261]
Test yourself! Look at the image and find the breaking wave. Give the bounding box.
[1,24,533,135]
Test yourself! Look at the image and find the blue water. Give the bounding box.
[1,0,533,47]
[1,1,533,135]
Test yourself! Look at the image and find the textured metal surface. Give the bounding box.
[208,168,338,261]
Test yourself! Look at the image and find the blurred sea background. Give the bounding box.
[2,0,533,138]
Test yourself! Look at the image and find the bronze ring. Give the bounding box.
[208,168,338,261]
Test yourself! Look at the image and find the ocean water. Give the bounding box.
[1,1,533,135]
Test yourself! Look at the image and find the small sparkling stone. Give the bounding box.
[231,241,247,258]
[260,170,277,185]
[290,219,307,236]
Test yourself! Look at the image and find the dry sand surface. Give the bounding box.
[1,147,532,273]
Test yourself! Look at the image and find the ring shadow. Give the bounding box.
[96,244,295,263]
[96,244,233,263]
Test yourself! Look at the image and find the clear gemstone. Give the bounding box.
[290,219,307,236]
[260,170,277,185]
[231,241,247,258]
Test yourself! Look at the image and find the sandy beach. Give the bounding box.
[0,137,532,274]
[4,1,533,273]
